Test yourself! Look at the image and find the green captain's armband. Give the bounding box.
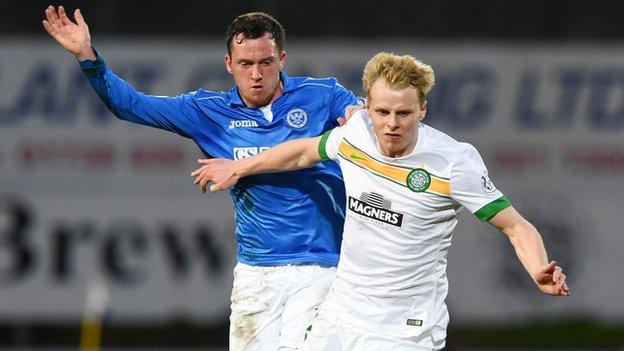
[474,196,511,221]
[317,130,333,161]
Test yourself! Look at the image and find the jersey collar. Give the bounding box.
[229,71,293,107]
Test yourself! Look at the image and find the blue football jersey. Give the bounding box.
[80,52,358,267]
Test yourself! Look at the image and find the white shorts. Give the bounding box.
[229,263,335,351]
[301,310,441,351]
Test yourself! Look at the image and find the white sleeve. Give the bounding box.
[450,143,511,221]
[318,124,348,161]
[318,109,367,161]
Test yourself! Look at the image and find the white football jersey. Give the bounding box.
[317,110,510,349]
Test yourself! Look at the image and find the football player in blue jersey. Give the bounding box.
[43,5,359,350]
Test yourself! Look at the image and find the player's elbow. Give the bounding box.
[296,154,318,169]
[504,218,537,243]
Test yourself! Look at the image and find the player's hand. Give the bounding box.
[337,105,364,126]
[533,260,570,296]
[43,5,96,61]
[191,158,240,193]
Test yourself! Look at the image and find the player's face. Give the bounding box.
[367,79,426,158]
[225,32,286,108]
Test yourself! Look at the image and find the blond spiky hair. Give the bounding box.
[362,52,435,103]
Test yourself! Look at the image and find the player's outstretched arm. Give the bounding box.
[488,207,571,296]
[43,5,96,61]
[191,136,323,193]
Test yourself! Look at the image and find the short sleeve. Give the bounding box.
[318,124,349,161]
[450,143,511,221]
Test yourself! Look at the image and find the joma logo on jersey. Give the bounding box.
[348,193,404,227]
[233,147,269,160]
[229,120,259,129]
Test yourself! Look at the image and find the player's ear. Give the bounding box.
[278,50,287,69]
[419,100,428,121]
[225,54,233,74]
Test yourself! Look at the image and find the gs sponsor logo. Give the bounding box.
[233,147,269,160]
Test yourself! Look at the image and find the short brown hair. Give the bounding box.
[226,12,286,55]
[362,52,435,103]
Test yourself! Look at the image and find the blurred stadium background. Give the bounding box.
[1,0,624,350]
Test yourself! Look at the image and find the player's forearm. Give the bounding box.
[81,53,196,137]
[236,138,320,176]
[503,220,549,283]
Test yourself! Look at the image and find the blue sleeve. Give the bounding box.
[79,50,199,139]
[329,79,360,124]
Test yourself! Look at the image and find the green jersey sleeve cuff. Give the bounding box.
[318,130,333,161]
[474,196,511,221]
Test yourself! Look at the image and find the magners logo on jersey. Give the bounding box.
[348,192,404,227]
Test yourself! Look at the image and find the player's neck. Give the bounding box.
[268,81,284,105]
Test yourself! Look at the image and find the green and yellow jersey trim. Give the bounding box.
[337,139,451,197]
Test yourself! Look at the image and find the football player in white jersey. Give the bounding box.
[191,52,570,350]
